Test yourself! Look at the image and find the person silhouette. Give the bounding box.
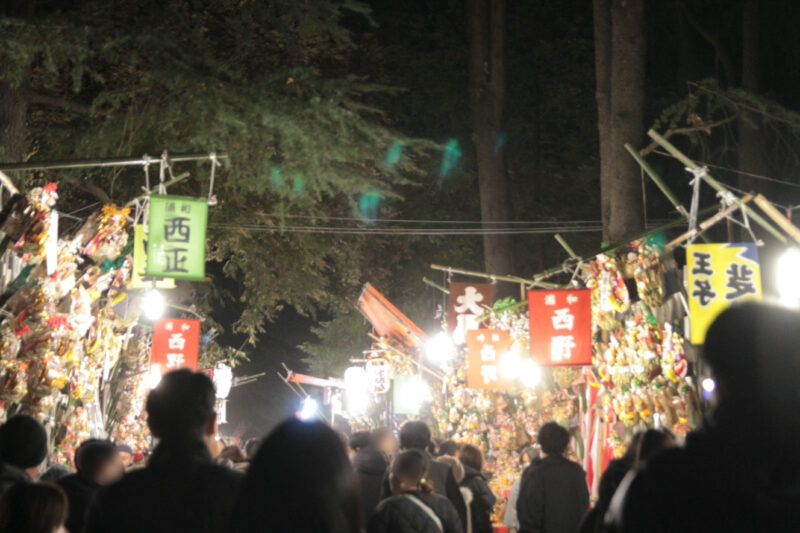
[611,302,800,532]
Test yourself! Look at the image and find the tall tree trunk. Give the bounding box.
[468,0,515,291]
[738,0,762,195]
[606,0,646,243]
[0,82,28,162]
[593,0,613,239]
[594,0,646,244]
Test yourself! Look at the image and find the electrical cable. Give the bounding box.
[652,149,800,190]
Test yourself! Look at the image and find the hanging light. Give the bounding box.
[298,397,318,421]
[777,248,800,306]
[424,332,456,364]
[499,352,521,380]
[344,366,369,415]
[521,359,541,388]
[213,363,233,399]
[142,289,166,320]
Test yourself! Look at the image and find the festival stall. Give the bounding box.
[0,153,222,464]
[343,131,800,502]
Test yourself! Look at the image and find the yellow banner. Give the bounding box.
[687,243,762,344]
[130,225,175,290]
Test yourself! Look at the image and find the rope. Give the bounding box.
[686,166,706,243]
[158,151,168,195]
[142,154,151,194]
[208,152,219,206]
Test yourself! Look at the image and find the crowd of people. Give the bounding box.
[0,302,797,532]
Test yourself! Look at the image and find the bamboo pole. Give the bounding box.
[625,143,689,219]
[554,233,579,259]
[753,194,800,245]
[422,277,449,294]
[430,264,560,288]
[367,333,444,381]
[647,129,787,244]
[124,172,190,207]
[0,171,19,196]
[666,195,753,249]
[0,152,228,173]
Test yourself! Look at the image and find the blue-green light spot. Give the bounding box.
[270,165,283,189]
[292,173,305,197]
[441,138,462,177]
[386,140,404,169]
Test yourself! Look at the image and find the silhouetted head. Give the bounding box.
[390,449,432,494]
[231,418,362,533]
[146,369,216,441]
[0,415,48,478]
[622,431,645,462]
[369,428,397,458]
[635,429,676,468]
[349,431,370,453]
[0,482,68,533]
[399,421,431,451]
[219,445,245,464]
[458,444,484,472]
[244,438,261,460]
[438,440,459,457]
[537,422,570,456]
[75,439,123,485]
[704,303,800,432]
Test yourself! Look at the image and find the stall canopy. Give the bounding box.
[358,283,426,348]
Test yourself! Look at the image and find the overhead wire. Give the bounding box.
[652,149,800,190]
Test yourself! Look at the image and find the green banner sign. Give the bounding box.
[146,196,208,281]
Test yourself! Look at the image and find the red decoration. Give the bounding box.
[466,329,513,390]
[150,318,201,372]
[528,289,592,366]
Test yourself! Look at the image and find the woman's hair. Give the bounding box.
[219,445,245,464]
[458,444,484,472]
[622,431,645,462]
[635,429,676,468]
[392,450,433,494]
[0,482,68,533]
[520,446,538,466]
[230,418,362,533]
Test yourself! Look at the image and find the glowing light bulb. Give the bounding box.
[299,397,317,421]
[777,248,800,306]
[521,359,541,388]
[143,290,165,320]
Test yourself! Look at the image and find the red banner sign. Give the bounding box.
[528,289,592,366]
[466,329,513,390]
[151,318,201,372]
[448,283,494,345]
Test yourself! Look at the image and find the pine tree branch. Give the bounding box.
[640,112,740,156]
[63,177,112,204]
[25,90,96,115]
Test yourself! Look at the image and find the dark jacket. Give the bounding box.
[368,491,464,533]
[58,473,99,533]
[0,461,29,495]
[355,446,390,520]
[578,457,633,533]
[461,465,496,533]
[381,451,468,528]
[517,454,589,533]
[84,438,242,533]
[613,428,800,533]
